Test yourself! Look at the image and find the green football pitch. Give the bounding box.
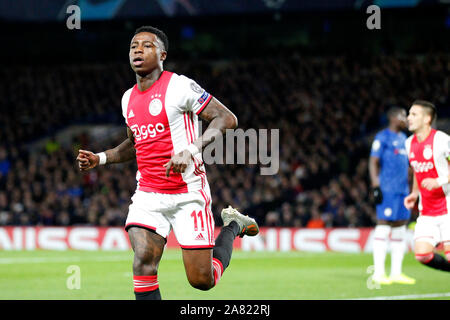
[0,249,448,300]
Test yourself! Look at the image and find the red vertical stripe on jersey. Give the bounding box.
[184,112,193,145]
[183,112,190,143]
[184,110,206,190]
[189,111,195,139]
[188,111,195,141]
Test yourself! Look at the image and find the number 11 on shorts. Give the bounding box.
[191,210,204,231]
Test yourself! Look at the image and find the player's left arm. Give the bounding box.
[192,97,238,149]
[369,135,384,203]
[163,97,237,177]
[77,127,136,171]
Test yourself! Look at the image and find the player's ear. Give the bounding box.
[160,50,167,62]
[424,113,432,126]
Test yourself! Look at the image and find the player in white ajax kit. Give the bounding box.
[76,26,259,300]
[403,100,450,272]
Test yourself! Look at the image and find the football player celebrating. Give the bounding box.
[77,26,259,299]
[404,100,450,272]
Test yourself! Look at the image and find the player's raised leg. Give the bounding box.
[210,206,259,286]
[128,227,166,299]
[414,241,450,272]
[414,216,450,272]
[182,206,259,290]
[182,248,215,290]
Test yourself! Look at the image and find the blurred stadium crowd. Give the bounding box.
[0,52,449,228]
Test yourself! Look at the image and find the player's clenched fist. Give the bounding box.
[404,192,418,210]
[163,150,192,177]
[76,149,100,171]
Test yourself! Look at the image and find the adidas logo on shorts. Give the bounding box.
[195,233,205,241]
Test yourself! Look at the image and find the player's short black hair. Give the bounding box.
[387,106,405,119]
[134,26,169,52]
[412,99,436,124]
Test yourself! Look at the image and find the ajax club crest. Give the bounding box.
[149,96,163,116]
[423,145,432,160]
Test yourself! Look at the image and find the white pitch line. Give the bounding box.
[0,251,331,264]
[351,292,450,300]
[0,256,131,264]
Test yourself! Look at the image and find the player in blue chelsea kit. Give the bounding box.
[369,107,416,285]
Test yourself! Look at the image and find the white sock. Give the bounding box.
[373,225,391,277]
[390,225,406,277]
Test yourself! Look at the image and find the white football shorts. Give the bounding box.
[125,185,215,249]
[414,214,450,247]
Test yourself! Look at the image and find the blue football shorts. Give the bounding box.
[376,192,411,221]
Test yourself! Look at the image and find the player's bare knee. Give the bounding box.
[133,250,158,275]
[188,279,214,291]
[415,252,434,264]
[133,260,158,275]
[187,273,214,291]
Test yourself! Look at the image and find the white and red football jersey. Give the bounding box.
[405,129,450,216]
[121,71,212,194]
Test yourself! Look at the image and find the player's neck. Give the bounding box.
[388,124,400,133]
[414,126,432,142]
[136,68,163,92]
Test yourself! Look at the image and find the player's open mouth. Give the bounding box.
[133,57,144,66]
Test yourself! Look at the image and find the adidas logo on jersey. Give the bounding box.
[128,110,135,118]
[195,233,205,241]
